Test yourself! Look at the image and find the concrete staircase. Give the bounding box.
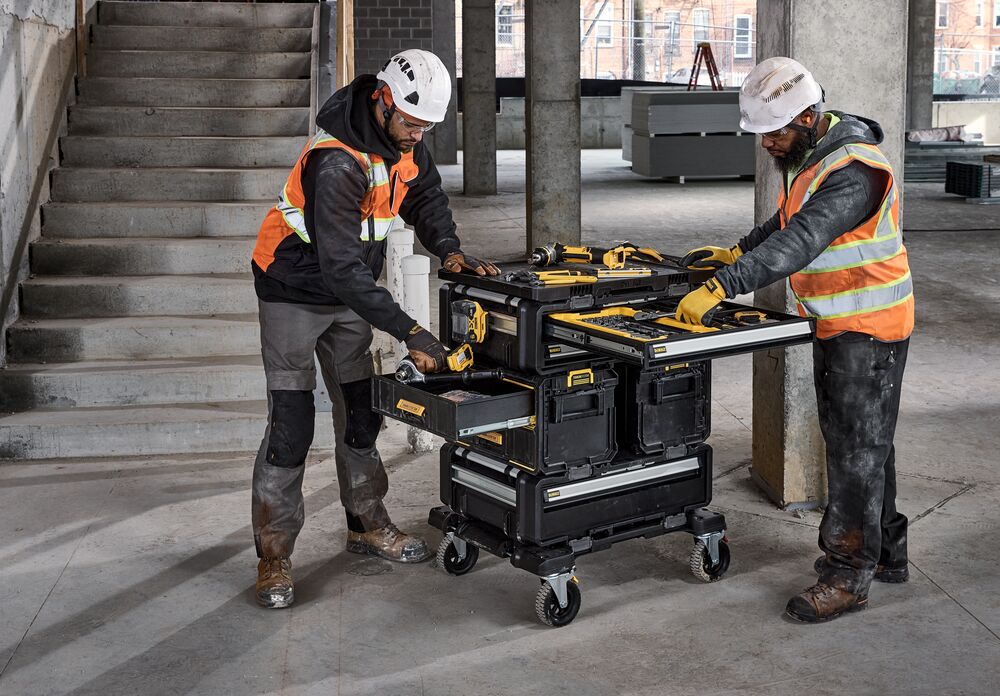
[0,1,324,460]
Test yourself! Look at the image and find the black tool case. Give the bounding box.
[440,442,712,547]
[373,256,814,627]
[618,361,711,455]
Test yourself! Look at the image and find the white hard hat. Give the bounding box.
[377,49,451,123]
[739,57,824,133]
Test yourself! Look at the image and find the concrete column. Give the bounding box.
[906,0,935,130]
[750,0,909,508]
[525,0,581,252]
[461,0,496,195]
[428,0,458,164]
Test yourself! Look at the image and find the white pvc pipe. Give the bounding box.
[387,224,413,309]
[400,253,434,454]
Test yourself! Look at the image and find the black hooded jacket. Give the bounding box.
[252,75,462,341]
[715,112,891,298]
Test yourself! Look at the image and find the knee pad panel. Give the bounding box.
[267,390,315,468]
[340,379,383,449]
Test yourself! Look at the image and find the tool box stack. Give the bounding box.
[374,248,814,626]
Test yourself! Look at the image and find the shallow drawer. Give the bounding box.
[544,300,813,368]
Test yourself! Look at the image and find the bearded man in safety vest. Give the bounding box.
[250,49,500,609]
[677,57,914,623]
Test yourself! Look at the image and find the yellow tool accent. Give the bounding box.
[502,376,535,390]
[477,432,504,445]
[652,315,717,333]
[567,368,594,387]
[395,399,426,417]
[533,270,599,285]
[595,268,653,278]
[446,343,475,372]
[451,300,488,343]
[734,310,768,323]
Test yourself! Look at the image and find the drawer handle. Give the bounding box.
[395,399,426,417]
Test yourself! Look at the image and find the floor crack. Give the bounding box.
[911,483,976,526]
[910,560,1000,643]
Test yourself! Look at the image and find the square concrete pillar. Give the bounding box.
[525,0,581,252]
[461,0,497,195]
[428,0,458,164]
[906,0,935,131]
[750,0,909,508]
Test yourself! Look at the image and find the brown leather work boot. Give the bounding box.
[785,583,868,623]
[256,557,294,609]
[346,523,432,563]
[814,556,909,583]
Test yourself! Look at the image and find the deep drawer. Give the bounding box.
[373,375,534,440]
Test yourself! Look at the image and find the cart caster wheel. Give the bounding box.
[436,536,479,576]
[535,579,581,627]
[689,538,731,582]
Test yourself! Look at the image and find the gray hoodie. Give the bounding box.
[715,112,892,298]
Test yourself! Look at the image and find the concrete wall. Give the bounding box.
[0,0,81,366]
[457,96,623,149]
[933,101,1000,145]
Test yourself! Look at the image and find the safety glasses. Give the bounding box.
[395,112,436,134]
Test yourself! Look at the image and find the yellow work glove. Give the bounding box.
[680,244,743,270]
[677,278,727,326]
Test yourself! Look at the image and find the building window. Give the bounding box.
[937,51,947,73]
[596,3,613,46]
[996,10,1000,27]
[975,0,984,26]
[974,54,982,74]
[937,1,948,28]
[692,8,710,50]
[733,14,752,59]
[497,4,513,46]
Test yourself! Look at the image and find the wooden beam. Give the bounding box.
[75,0,87,76]
[336,0,354,89]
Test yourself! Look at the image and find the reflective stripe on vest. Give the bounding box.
[780,142,914,341]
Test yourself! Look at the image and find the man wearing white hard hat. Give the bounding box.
[677,57,914,623]
[249,49,500,608]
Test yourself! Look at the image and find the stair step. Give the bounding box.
[21,274,256,318]
[88,50,311,79]
[42,201,270,238]
[68,106,310,137]
[7,315,260,362]
[61,136,305,168]
[51,167,286,202]
[78,77,309,107]
[98,1,315,29]
[31,237,253,276]
[0,402,334,460]
[0,356,264,411]
[92,25,312,52]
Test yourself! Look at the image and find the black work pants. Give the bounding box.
[814,331,909,595]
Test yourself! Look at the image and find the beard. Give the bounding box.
[771,131,812,174]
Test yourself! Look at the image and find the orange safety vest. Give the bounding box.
[253,128,419,272]
[779,142,914,341]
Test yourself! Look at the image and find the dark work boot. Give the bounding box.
[786,583,868,623]
[347,523,432,563]
[256,557,294,609]
[814,556,909,583]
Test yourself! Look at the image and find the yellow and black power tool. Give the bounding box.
[527,242,665,270]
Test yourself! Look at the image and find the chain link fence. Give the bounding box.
[934,47,1000,96]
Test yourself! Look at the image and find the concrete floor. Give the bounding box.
[2,151,998,695]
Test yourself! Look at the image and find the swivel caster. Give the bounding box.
[436,534,479,576]
[689,534,731,582]
[534,572,581,627]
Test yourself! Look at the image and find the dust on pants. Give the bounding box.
[814,331,909,595]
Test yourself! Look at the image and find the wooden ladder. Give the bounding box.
[688,42,723,91]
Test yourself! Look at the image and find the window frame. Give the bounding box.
[937,0,948,28]
[692,8,710,50]
[496,4,513,46]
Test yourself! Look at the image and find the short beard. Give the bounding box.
[772,131,812,174]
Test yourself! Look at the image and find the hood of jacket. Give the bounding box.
[800,111,885,171]
[315,74,401,165]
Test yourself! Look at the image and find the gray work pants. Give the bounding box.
[252,299,391,559]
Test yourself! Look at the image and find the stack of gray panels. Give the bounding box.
[622,88,754,179]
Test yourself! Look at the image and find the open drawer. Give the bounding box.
[372,375,535,440]
[544,300,813,368]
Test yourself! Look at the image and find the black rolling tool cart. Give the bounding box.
[374,259,814,626]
